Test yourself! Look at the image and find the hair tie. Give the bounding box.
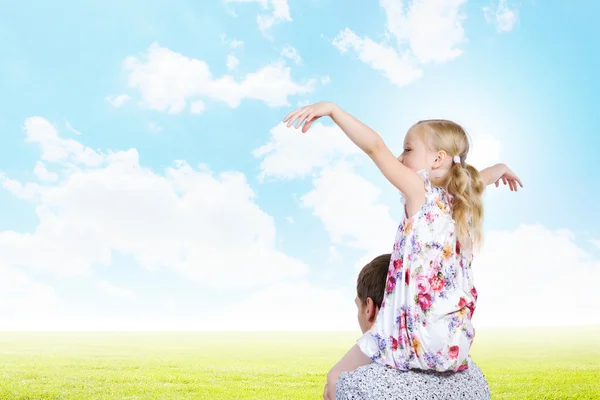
[453,155,461,165]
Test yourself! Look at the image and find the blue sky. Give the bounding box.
[0,0,598,330]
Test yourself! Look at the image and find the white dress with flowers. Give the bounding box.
[356,170,478,372]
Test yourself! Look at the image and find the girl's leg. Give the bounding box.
[325,344,372,399]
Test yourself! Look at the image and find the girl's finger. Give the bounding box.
[302,119,314,133]
[297,108,315,128]
[283,108,301,123]
[516,177,524,187]
[291,107,310,125]
[509,174,523,188]
[295,112,309,129]
[301,114,315,132]
[282,112,292,123]
[286,111,302,127]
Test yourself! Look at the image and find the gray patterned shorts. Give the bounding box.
[336,359,491,400]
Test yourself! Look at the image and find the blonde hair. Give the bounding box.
[414,120,485,250]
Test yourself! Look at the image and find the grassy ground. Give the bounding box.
[0,327,598,399]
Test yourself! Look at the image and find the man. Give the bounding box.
[330,254,491,400]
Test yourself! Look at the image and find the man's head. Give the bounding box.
[355,253,391,333]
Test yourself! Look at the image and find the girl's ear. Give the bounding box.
[432,150,448,169]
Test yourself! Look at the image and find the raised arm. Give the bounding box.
[329,105,426,198]
[479,164,504,186]
[479,163,523,192]
[284,102,426,204]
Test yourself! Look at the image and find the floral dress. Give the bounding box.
[356,170,478,372]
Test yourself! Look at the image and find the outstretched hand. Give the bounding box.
[283,102,335,133]
[494,166,523,192]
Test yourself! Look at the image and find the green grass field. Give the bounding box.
[0,326,598,399]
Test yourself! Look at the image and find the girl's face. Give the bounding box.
[398,128,435,172]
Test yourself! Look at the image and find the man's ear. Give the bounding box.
[366,297,377,323]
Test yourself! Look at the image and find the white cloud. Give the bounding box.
[254,122,398,271]
[216,281,357,330]
[1,176,42,200]
[473,225,600,327]
[65,121,81,135]
[0,265,63,329]
[329,245,342,261]
[190,100,205,114]
[465,131,503,170]
[24,117,105,168]
[226,54,240,70]
[148,122,163,133]
[286,216,295,224]
[33,161,58,182]
[106,93,131,108]
[223,0,292,33]
[253,121,361,181]
[321,76,331,85]
[591,239,600,250]
[332,28,423,88]
[1,117,109,197]
[124,43,314,112]
[301,162,397,263]
[484,0,518,33]
[281,45,301,65]
[97,280,134,298]
[0,117,309,288]
[332,0,469,87]
[254,121,400,271]
[380,0,467,64]
[220,34,244,49]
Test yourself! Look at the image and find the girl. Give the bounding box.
[283,102,522,400]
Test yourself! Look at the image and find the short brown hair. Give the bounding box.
[356,254,391,308]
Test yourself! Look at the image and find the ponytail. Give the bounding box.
[444,161,485,252]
